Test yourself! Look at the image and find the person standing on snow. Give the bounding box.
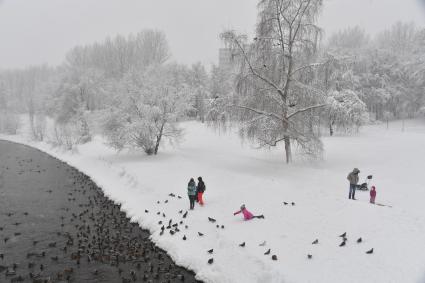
[196,177,206,206]
[187,178,197,210]
[370,186,377,204]
[233,204,264,220]
[347,168,360,200]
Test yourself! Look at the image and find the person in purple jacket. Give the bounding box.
[233,204,264,220]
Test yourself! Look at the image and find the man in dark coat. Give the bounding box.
[347,168,360,200]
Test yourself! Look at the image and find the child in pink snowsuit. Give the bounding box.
[233,204,264,220]
[370,186,377,204]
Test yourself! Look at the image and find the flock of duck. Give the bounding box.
[0,145,200,283]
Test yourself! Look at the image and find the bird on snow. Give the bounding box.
[339,241,346,247]
[239,242,245,247]
[307,254,313,259]
[291,202,295,206]
[271,255,278,261]
[366,248,373,254]
[178,210,183,214]
[339,232,347,238]
[264,249,271,255]
[208,258,214,264]
[182,211,188,218]
[283,202,288,205]
[144,210,149,213]
[207,249,213,254]
[357,237,362,243]
[259,241,266,246]
[208,217,216,223]
[312,239,319,245]
[221,225,225,229]
[198,232,204,236]
[182,235,187,241]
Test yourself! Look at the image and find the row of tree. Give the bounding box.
[0,0,423,163]
[0,30,213,154]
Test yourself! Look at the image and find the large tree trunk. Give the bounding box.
[284,136,292,164]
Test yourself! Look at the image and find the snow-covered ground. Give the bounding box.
[1,119,425,283]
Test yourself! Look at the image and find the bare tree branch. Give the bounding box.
[289,62,326,76]
[231,36,286,99]
[287,103,327,119]
[231,104,287,122]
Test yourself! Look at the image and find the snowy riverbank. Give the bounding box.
[1,119,425,283]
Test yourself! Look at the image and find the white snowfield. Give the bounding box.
[2,119,425,283]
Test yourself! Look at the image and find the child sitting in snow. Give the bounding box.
[370,186,377,204]
[233,204,264,220]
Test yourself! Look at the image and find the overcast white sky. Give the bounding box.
[0,0,424,69]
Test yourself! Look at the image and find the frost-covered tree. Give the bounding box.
[187,63,209,122]
[0,79,20,134]
[328,26,370,51]
[216,0,327,163]
[325,23,425,122]
[326,90,368,135]
[102,66,190,155]
[376,22,417,55]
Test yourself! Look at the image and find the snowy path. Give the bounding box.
[1,119,425,283]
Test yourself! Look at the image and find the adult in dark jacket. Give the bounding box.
[347,168,360,200]
[187,178,197,210]
[196,177,206,206]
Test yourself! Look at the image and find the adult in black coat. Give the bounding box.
[196,177,206,206]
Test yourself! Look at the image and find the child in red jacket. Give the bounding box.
[370,186,377,204]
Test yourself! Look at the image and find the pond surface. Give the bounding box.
[0,140,200,283]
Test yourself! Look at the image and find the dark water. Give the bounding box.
[0,140,201,283]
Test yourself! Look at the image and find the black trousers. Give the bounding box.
[188,195,196,209]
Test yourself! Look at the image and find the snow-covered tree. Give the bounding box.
[326,89,368,135]
[328,26,370,51]
[187,63,209,122]
[216,0,327,163]
[102,66,190,155]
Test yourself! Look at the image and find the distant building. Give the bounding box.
[218,44,251,70]
[218,48,234,69]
